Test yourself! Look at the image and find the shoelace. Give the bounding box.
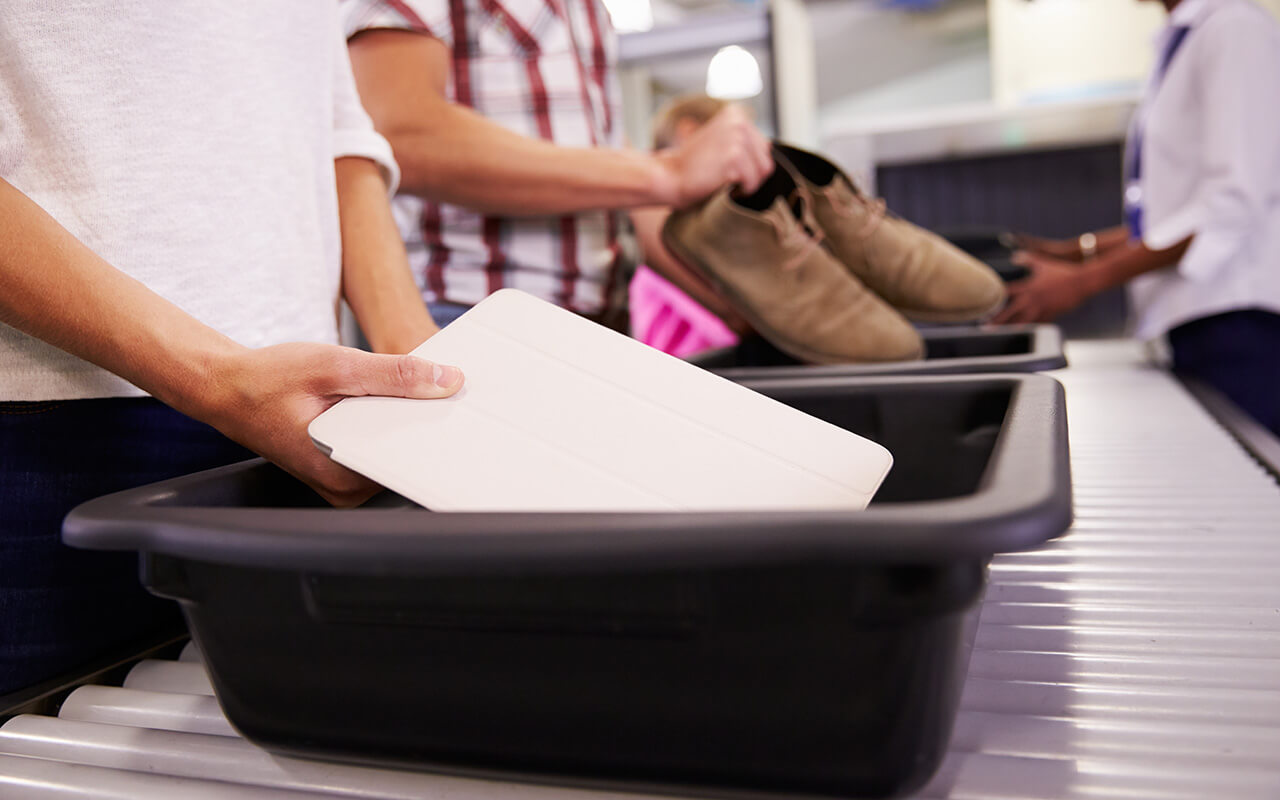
[772,191,826,272]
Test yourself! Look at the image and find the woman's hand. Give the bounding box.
[992,252,1092,324]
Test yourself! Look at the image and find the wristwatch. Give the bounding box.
[1078,232,1098,260]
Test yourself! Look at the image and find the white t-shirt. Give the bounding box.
[1127,0,1280,340]
[0,3,398,401]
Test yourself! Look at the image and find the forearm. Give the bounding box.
[336,157,438,353]
[347,30,682,216]
[1079,235,1192,296]
[1092,225,1132,257]
[387,104,671,215]
[0,178,243,418]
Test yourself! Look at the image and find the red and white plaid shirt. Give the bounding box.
[342,0,628,315]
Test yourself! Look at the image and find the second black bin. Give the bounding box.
[690,323,1066,380]
[64,373,1071,799]
[935,226,1028,283]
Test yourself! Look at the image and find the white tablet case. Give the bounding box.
[309,290,892,512]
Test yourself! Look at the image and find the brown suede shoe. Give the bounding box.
[661,169,923,365]
[773,143,1006,323]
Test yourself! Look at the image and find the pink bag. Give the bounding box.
[629,265,739,358]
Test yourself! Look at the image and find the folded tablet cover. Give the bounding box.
[309,290,892,512]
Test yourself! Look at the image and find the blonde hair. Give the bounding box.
[651,94,730,150]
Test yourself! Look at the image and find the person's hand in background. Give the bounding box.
[992,252,1092,324]
[994,230,1193,325]
[651,105,774,208]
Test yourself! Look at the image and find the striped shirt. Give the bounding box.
[342,0,629,315]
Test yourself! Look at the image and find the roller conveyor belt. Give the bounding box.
[2,340,1278,799]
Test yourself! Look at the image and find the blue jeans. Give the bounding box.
[0,398,253,695]
[1168,309,1280,436]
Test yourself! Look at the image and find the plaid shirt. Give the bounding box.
[342,0,628,315]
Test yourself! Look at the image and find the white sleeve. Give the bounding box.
[331,23,401,195]
[1144,11,1280,280]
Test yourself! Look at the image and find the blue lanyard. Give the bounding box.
[1125,25,1193,239]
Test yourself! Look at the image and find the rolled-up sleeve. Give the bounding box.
[1145,13,1280,281]
[331,25,401,194]
[341,0,451,45]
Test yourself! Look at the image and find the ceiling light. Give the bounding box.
[602,0,653,33]
[706,45,763,100]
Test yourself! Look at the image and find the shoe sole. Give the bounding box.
[660,221,922,365]
[894,295,1007,324]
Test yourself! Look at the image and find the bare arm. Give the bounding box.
[0,178,462,506]
[336,156,438,353]
[993,236,1191,324]
[1014,225,1132,262]
[346,29,771,216]
[1080,236,1192,293]
[1092,225,1135,257]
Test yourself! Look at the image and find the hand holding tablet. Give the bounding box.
[309,290,892,511]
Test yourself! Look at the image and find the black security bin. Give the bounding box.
[690,324,1066,380]
[935,226,1029,283]
[64,374,1071,799]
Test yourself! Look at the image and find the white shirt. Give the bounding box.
[0,3,398,401]
[1127,0,1280,340]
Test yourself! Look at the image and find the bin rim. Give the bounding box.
[63,374,1071,574]
[695,324,1067,379]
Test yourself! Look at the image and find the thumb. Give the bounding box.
[342,351,464,399]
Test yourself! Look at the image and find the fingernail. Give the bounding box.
[431,364,463,388]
